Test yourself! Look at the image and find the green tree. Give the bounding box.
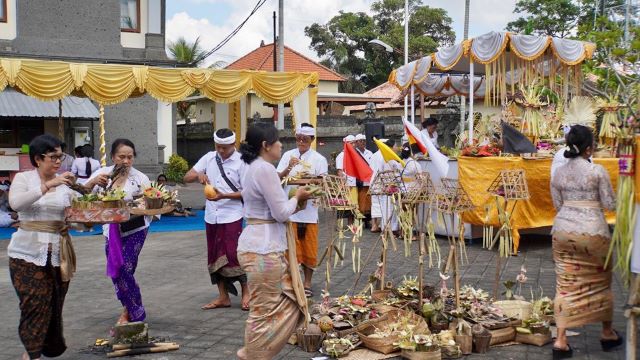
[580,16,640,117]
[506,0,626,38]
[305,0,455,91]
[506,0,580,37]
[167,36,206,66]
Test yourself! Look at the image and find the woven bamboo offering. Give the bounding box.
[369,170,403,196]
[435,178,474,215]
[402,172,435,205]
[320,175,358,212]
[487,169,530,201]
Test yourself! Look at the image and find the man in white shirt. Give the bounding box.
[354,133,374,227]
[369,138,395,232]
[277,123,328,297]
[184,128,248,311]
[56,142,75,174]
[421,117,439,148]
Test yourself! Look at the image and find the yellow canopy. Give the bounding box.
[0,57,320,165]
[0,57,319,105]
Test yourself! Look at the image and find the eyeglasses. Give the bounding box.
[41,153,67,163]
[296,136,312,143]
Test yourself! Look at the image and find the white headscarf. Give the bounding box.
[296,125,316,137]
[213,130,236,145]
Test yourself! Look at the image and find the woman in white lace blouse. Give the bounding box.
[550,125,622,359]
[236,123,311,360]
[8,134,107,360]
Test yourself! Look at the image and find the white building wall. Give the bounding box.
[120,0,148,49]
[0,0,17,40]
[157,101,173,162]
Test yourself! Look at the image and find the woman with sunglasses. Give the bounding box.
[8,134,107,360]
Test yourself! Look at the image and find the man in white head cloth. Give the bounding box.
[335,135,358,223]
[353,133,374,227]
[277,123,328,297]
[184,128,249,311]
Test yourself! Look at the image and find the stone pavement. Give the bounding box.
[0,208,635,359]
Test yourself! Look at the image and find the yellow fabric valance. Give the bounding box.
[0,58,319,105]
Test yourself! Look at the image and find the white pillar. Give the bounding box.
[403,0,409,122]
[468,61,475,145]
[156,101,173,163]
[277,0,285,130]
[410,85,415,124]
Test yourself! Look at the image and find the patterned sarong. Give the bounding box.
[10,254,69,359]
[553,231,613,328]
[105,228,148,322]
[206,220,246,295]
[238,252,302,359]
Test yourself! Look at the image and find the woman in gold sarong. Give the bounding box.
[550,125,622,359]
[236,123,311,360]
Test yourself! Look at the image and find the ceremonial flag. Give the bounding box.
[373,137,405,167]
[403,118,428,154]
[343,142,373,182]
[501,121,537,154]
[403,117,449,177]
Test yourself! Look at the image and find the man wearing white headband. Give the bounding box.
[184,128,249,311]
[277,123,328,297]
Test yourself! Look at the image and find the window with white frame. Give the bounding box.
[120,0,139,32]
[0,0,7,23]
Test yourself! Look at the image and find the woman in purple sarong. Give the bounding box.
[89,139,151,325]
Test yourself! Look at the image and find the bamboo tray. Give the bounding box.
[130,204,175,216]
[65,206,130,224]
[285,177,323,186]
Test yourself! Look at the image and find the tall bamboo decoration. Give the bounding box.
[318,175,363,294]
[99,104,106,166]
[435,178,474,309]
[485,169,530,298]
[368,170,403,290]
[401,171,438,309]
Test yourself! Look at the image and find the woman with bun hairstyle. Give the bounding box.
[235,123,311,360]
[88,139,151,325]
[550,125,621,359]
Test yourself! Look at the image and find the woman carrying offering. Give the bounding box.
[236,123,312,360]
[550,125,622,359]
[8,134,107,360]
[88,139,151,325]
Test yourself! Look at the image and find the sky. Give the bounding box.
[166,0,520,67]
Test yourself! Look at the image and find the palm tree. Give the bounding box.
[167,36,206,67]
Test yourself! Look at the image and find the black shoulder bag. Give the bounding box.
[215,155,243,204]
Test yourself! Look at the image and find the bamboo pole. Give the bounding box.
[107,343,179,358]
[625,273,640,360]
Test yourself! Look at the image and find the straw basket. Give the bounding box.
[336,315,386,338]
[454,335,472,355]
[144,197,164,210]
[489,327,516,346]
[401,349,441,360]
[493,300,532,320]
[372,289,393,302]
[358,310,429,354]
[296,326,324,352]
[472,326,492,354]
[515,332,552,347]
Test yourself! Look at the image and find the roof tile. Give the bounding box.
[225,43,346,82]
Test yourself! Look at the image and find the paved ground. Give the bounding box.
[0,184,635,359]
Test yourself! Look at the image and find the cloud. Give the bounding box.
[166,0,519,66]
